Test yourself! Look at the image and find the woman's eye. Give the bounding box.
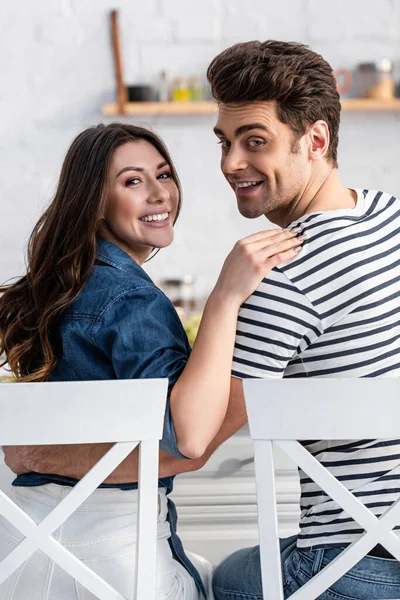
[126,178,140,186]
[158,172,171,180]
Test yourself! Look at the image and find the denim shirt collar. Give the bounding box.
[96,237,153,283]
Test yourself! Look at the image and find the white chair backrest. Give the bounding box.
[244,379,400,600]
[0,378,168,600]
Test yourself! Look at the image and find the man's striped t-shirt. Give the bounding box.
[232,189,400,549]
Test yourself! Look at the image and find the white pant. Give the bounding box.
[0,484,210,599]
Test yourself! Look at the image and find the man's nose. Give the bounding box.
[221,146,248,174]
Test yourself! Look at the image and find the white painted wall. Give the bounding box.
[1,0,400,298]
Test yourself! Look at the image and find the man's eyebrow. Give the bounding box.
[213,126,225,137]
[213,123,270,138]
[116,161,168,178]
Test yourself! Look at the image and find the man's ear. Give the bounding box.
[308,120,330,162]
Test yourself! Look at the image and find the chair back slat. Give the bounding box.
[0,379,168,599]
[243,379,400,600]
[0,489,125,599]
[0,441,137,591]
[0,379,168,444]
[135,439,160,600]
[253,440,284,600]
[245,379,400,439]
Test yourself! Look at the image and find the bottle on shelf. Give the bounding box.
[172,76,191,102]
[158,69,173,102]
[189,76,205,101]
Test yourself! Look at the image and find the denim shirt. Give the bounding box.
[14,238,206,597]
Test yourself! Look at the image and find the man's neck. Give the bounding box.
[271,169,357,228]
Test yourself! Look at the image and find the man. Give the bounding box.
[5,40,400,598]
[207,41,400,599]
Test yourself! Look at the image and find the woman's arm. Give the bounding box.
[170,229,303,458]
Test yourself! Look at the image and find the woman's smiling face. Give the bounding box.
[103,140,180,264]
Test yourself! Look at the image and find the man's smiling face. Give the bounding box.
[214,101,311,222]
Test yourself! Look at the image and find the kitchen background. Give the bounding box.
[2,0,400,302]
[1,0,400,563]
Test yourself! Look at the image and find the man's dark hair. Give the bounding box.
[207,40,341,167]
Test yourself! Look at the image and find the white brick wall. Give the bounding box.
[1,0,400,298]
[308,0,397,41]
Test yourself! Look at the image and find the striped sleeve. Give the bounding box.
[232,268,323,379]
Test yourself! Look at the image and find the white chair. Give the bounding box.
[244,378,400,600]
[0,378,168,600]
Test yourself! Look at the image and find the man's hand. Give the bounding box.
[3,446,31,475]
[2,376,247,483]
[2,443,114,480]
[1,443,206,483]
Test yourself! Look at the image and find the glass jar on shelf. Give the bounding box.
[357,59,395,100]
[172,76,191,102]
[189,76,205,101]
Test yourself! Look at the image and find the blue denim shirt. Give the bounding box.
[14,238,206,597]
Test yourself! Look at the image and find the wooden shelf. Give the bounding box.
[102,101,218,116]
[102,98,400,116]
[341,98,400,111]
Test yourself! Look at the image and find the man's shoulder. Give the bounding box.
[288,189,395,245]
[278,187,400,300]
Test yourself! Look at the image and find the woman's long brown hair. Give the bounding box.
[0,123,182,381]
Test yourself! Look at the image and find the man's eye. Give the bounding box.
[249,139,264,147]
[218,140,231,150]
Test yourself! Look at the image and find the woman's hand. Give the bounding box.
[214,228,304,307]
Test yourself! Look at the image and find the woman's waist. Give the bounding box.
[13,471,174,493]
[13,481,166,509]
[10,483,171,540]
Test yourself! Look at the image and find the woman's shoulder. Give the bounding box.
[66,239,165,319]
[67,264,162,320]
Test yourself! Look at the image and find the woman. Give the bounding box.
[0,123,303,599]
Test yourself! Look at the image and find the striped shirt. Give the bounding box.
[232,189,400,548]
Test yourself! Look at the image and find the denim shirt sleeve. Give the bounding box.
[93,284,191,459]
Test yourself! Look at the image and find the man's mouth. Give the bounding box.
[235,181,263,189]
[234,180,264,194]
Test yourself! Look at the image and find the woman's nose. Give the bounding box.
[148,180,169,203]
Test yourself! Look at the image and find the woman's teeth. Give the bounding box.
[141,213,169,222]
[236,181,261,188]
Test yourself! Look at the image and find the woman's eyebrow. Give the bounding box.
[116,161,168,178]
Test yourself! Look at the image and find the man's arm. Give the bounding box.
[3,377,247,481]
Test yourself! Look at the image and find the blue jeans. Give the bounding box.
[213,536,400,599]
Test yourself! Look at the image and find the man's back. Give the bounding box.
[232,188,400,548]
